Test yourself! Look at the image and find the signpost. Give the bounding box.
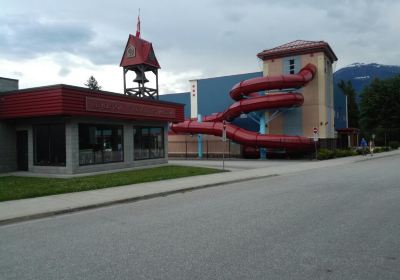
[222,121,226,170]
[313,127,318,160]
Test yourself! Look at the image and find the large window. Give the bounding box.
[79,124,123,165]
[33,123,66,166]
[134,127,164,160]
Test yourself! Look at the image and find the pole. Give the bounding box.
[259,112,267,160]
[222,121,226,170]
[315,139,318,160]
[197,114,202,159]
[123,68,127,95]
[313,129,318,160]
[185,139,187,159]
[222,140,225,170]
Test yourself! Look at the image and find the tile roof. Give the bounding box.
[257,40,337,62]
[120,34,160,69]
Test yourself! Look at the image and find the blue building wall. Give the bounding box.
[161,71,347,132]
[159,92,191,119]
[197,72,263,132]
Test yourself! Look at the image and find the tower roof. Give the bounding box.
[120,34,160,69]
[257,40,337,62]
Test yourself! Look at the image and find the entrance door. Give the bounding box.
[16,130,28,171]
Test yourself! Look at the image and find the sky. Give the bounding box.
[1,0,399,94]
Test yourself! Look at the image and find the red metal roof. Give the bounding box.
[120,35,160,69]
[257,40,338,62]
[0,85,183,122]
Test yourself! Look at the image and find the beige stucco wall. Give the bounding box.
[263,58,284,135]
[261,51,334,139]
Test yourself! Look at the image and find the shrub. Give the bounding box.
[389,141,399,149]
[334,149,357,157]
[318,148,359,160]
[317,149,334,160]
[373,147,382,153]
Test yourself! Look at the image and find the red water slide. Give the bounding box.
[170,63,317,151]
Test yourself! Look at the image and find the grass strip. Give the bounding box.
[0,165,224,202]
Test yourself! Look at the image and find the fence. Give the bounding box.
[168,139,242,158]
[168,137,343,159]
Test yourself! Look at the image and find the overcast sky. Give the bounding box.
[1,0,399,94]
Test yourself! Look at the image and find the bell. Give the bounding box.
[133,70,149,84]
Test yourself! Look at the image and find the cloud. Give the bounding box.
[1,0,400,93]
[159,70,204,94]
[58,67,70,77]
[0,16,94,58]
[0,15,124,66]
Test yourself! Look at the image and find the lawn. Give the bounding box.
[0,165,224,202]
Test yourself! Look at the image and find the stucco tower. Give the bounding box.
[257,40,338,140]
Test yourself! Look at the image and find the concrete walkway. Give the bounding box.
[1,150,399,225]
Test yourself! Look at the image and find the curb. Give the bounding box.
[354,151,400,163]
[0,174,279,226]
[1,150,398,226]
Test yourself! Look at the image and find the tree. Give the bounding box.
[359,76,400,143]
[338,80,359,128]
[85,76,102,91]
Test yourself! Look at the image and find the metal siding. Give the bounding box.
[189,80,198,118]
[197,72,263,132]
[0,90,64,118]
[159,92,190,119]
[0,86,184,123]
[0,78,18,92]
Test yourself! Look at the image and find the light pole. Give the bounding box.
[222,121,226,170]
[313,127,318,160]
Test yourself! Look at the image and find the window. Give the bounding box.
[79,124,123,165]
[33,123,66,166]
[289,59,295,74]
[134,127,164,160]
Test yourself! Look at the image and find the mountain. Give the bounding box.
[333,63,400,102]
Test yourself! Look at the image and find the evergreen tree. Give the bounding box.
[338,80,360,128]
[359,76,400,143]
[85,76,102,91]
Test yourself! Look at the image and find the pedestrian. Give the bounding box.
[369,139,375,156]
[360,137,368,156]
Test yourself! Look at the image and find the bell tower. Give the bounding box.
[120,34,161,99]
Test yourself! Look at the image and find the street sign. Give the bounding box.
[313,133,318,142]
[313,127,318,134]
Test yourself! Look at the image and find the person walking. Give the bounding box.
[360,137,368,156]
[369,139,375,156]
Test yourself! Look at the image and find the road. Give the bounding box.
[1,155,399,280]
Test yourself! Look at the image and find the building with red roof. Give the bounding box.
[257,40,337,62]
[257,39,339,142]
[0,34,184,175]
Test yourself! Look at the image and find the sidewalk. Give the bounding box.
[1,150,399,225]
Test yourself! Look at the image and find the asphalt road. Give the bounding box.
[1,155,399,280]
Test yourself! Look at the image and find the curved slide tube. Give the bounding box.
[171,63,317,151]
